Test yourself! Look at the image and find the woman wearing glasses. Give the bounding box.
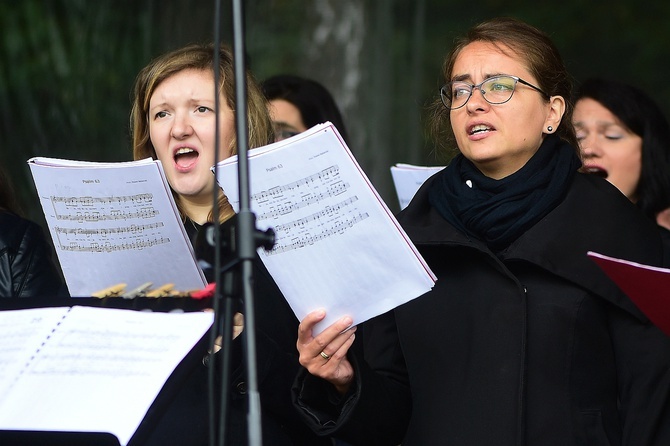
[292,17,670,446]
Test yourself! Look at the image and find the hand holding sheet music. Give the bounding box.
[214,123,436,333]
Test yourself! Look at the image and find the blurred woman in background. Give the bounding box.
[573,78,670,233]
[262,74,350,144]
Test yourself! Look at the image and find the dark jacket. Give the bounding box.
[138,222,333,446]
[0,211,65,297]
[294,173,670,446]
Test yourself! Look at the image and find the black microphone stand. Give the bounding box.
[201,1,274,445]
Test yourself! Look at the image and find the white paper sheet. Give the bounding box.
[28,157,207,296]
[0,307,70,399]
[214,123,436,333]
[0,306,213,446]
[390,163,445,210]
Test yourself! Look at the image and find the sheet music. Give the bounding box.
[28,157,207,295]
[215,123,436,333]
[0,307,70,401]
[0,306,213,446]
[390,163,445,210]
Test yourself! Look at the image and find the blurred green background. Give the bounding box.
[3,0,670,225]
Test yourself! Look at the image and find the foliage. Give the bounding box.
[3,0,670,221]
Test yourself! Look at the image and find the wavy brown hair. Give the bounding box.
[130,43,274,223]
[429,17,578,158]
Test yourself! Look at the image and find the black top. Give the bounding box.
[137,219,333,446]
[0,211,66,297]
[294,173,670,446]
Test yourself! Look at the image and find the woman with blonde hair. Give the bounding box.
[131,42,273,227]
[130,43,331,446]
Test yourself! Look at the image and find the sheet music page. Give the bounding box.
[0,306,213,446]
[28,157,207,296]
[588,251,670,336]
[0,307,70,400]
[215,123,436,333]
[390,163,445,210]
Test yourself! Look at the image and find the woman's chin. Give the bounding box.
[172,183,214,201]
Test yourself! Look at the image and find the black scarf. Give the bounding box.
[429,134,582,251]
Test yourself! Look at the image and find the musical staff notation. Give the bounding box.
[28,156,208,296]
[250,164,369,253]
[59,237,170,253]
[48,193,169,253]
[51,193,158,222]
[253,165,340,203]
[54,222,164,237]
[51,193,153,206]
[272,196,359,233]
[267,210,369,255]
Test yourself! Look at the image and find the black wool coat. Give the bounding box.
[295,173,670,446]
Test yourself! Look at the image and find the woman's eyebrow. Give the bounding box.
[450,72,506,82]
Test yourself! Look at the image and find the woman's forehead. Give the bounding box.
[451,41,530,80]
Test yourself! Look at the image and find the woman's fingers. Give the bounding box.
[327,330,357,394]
[232,312,244,339]
[297,310,357,390]
[318,325,357,363]
[312,328,357,393]
[297,309,327,344]
[297,311,354,361]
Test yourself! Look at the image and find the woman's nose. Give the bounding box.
[466,87,490,112]
[171,114,193,139]
[579,133,601,158]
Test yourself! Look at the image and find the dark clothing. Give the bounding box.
[141,221,333,446]
[659,226,670,265]
[0,211,65,297]
[428,134,582,250]
[294,172,670,445]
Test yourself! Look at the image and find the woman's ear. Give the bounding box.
[544,96,566,134]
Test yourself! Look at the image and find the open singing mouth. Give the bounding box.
[580,165,608,178]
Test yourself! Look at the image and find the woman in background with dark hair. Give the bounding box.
[0,166,65,297]
[262,74,350,144]
[573,78,670,234]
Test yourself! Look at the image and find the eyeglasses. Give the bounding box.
[440,75,550,110]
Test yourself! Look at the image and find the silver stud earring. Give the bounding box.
[547,126,553,132]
